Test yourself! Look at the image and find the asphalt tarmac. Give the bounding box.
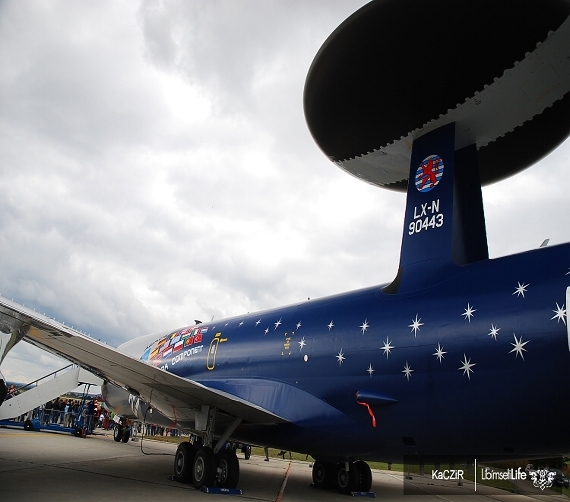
[0,426,567,502]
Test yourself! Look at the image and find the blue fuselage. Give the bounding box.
[149,243,569,462]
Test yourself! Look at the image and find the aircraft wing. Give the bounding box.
[0,297,286,426]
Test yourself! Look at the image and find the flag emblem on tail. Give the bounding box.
[415,154,444,192]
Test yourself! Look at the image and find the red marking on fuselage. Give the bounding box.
[357,401,377,428]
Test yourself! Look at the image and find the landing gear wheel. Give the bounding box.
[336,462,358,494]
[174,442,195,483]
[243,445,251,460]
[113,425,123,442]
[354,460,372,492]
[121,428,130,443]
[312,460,334,489]
[192,447,216,489]
[216,449,240,488]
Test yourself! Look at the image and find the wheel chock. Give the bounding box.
[201,487,243,495]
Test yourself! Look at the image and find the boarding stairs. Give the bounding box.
[0,364,102,420]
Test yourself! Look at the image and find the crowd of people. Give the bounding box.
[3,385,186,439]
[38,397,85,427]
[5,386,106,432]
[4,387,182,438]
[138,422,182,437]
[14,398,103,433]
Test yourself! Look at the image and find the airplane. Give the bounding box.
[0,0,569,495]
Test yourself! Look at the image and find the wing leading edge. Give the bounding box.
[0,297,286,426]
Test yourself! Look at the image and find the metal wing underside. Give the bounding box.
[0,297,285,426]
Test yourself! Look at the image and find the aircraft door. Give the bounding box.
[207,332,227,370]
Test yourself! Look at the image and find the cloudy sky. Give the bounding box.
[1,0,569,385]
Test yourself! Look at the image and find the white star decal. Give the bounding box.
[458,354,476,379]
[433,343,446,363]
[513,282,529,298]
[360,319,370,334]
[366,363,374,377]
[296,321,302,329]
[402,362,413,381]
[462,303,476,322]
[551,303,567,325]
[264,327,269,335]
[509,333,529,360]
[238,321,244,327]
[409,314,423,337]
[255,319,261,326]
[274,318,282,330]
[328,320,334,331]
[298,337,306,351]
[336,349,345,366]
[488,324,500,340]
[381,338,394,359]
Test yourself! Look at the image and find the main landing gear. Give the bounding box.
[312,459,372,494]
[174,408,243,490]
[174,442,240,489]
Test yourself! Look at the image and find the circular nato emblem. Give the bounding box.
[415,154,444,192]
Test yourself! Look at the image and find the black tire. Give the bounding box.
[243,445,251,460]
[24,419,33,431]
[354,460,372,492]
[312,460,334,489]
[335,462,358,494]
[193,447,216,489]
[174,442,195,483]
[216,449,240,488]
[113,425,123,442]
[121,428,130,443]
